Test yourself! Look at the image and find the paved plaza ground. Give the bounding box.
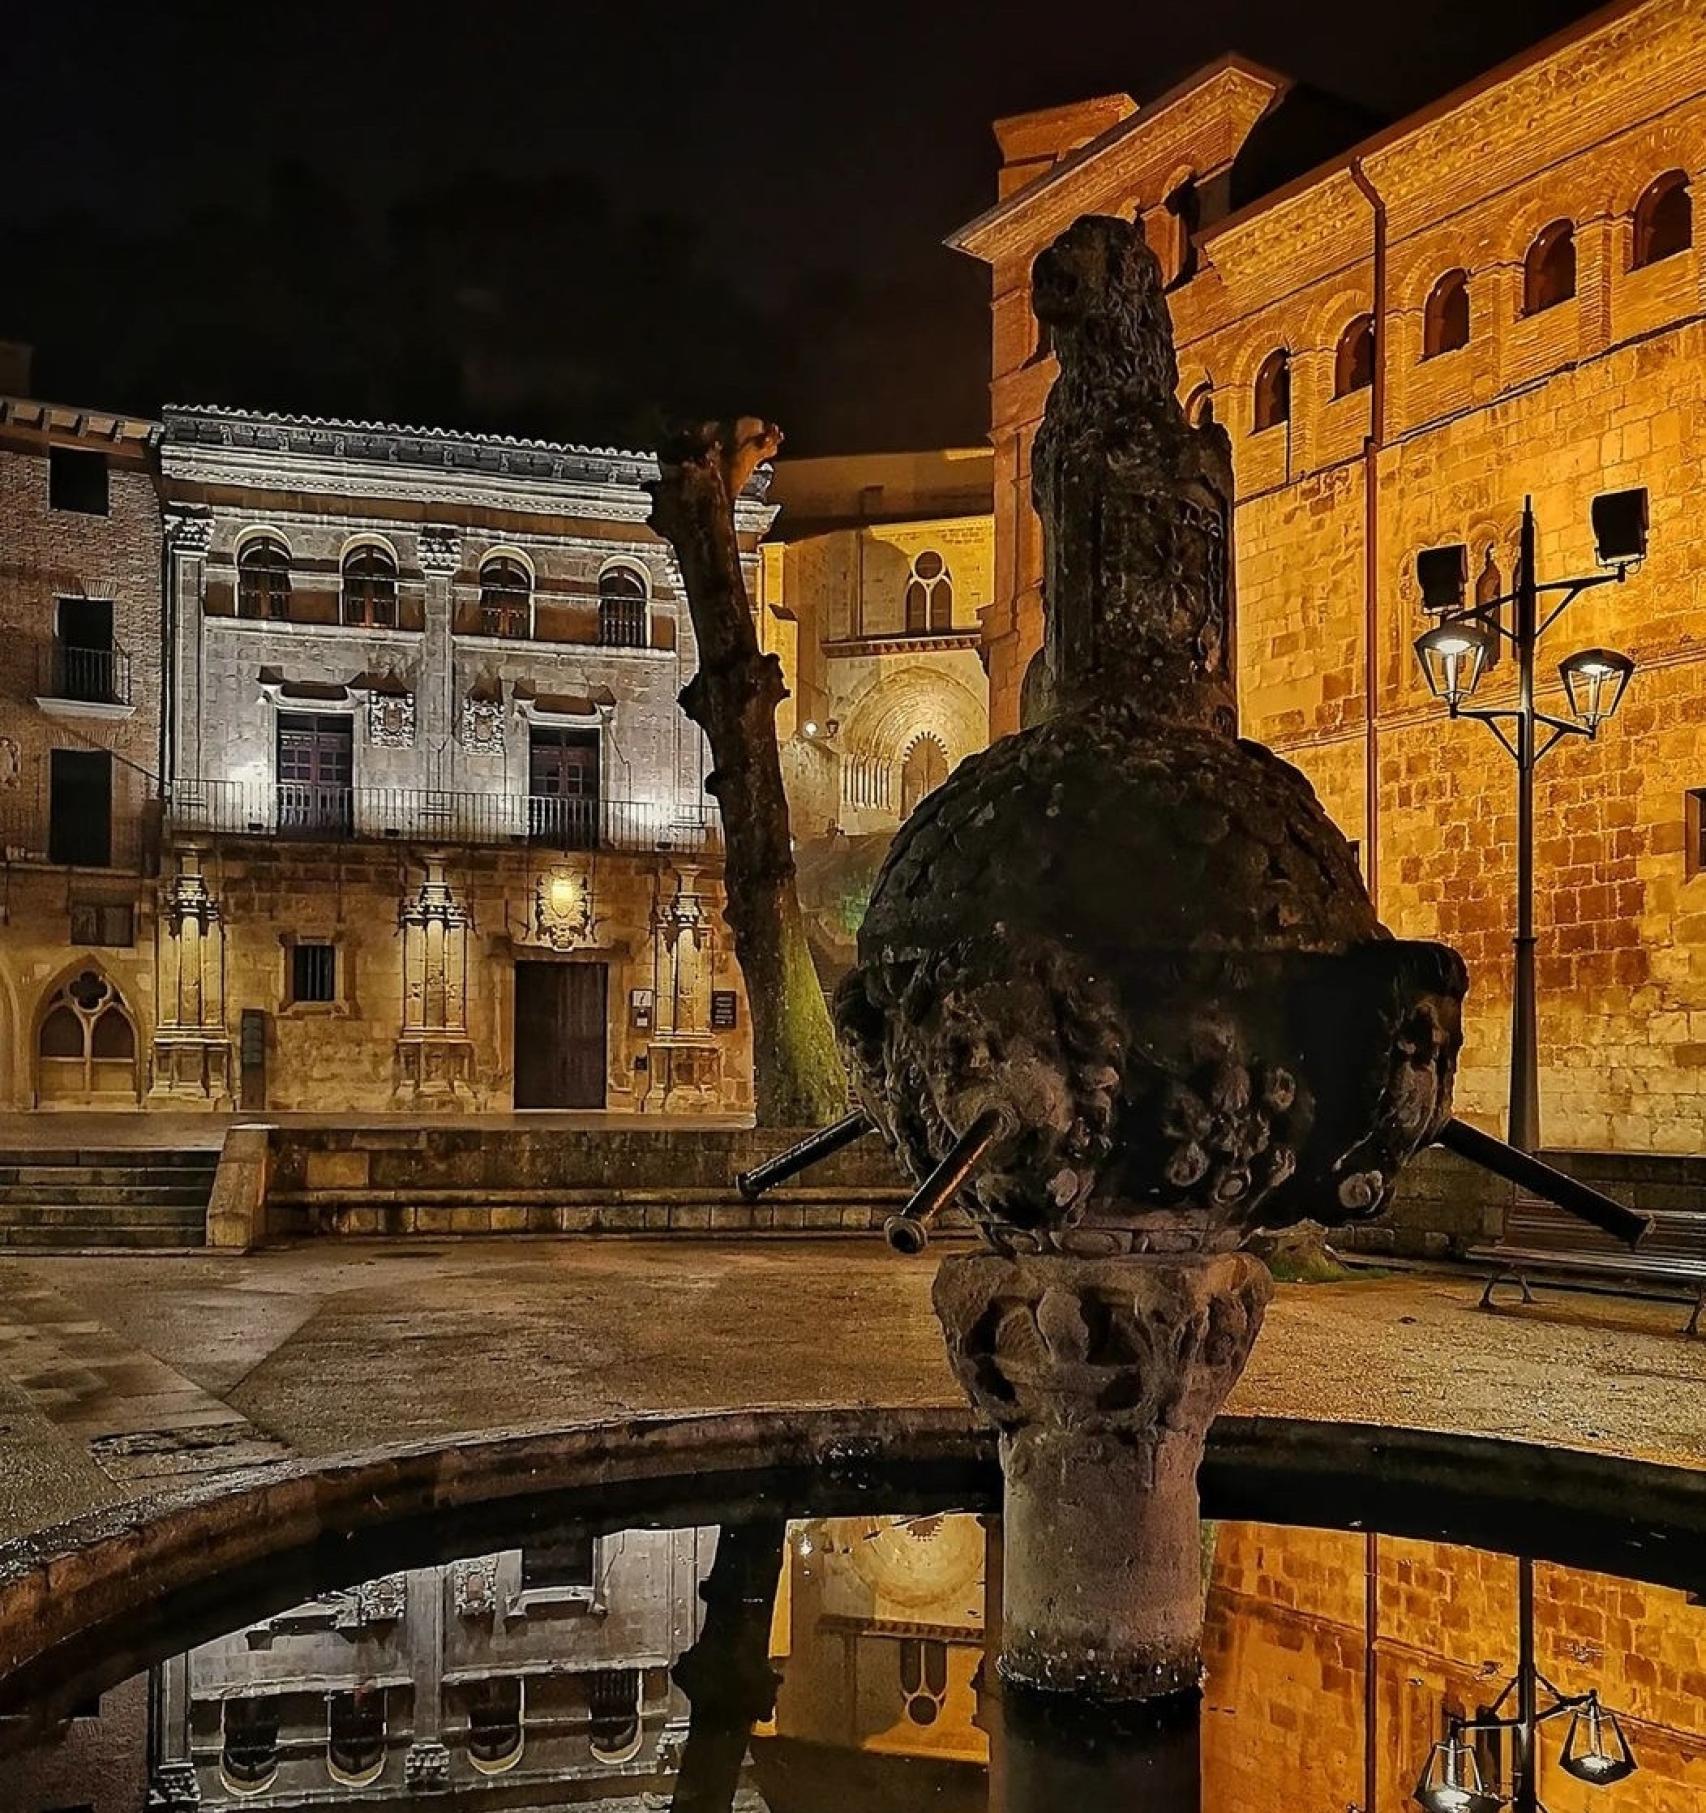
[1,1239,1704,1547]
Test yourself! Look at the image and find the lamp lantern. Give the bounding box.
[1559,1696,1637,1787]
[1415,622,1492,710]
[1591,487,1648,569]
[1558,647,1634,732]
[1413,1732,1502,1813]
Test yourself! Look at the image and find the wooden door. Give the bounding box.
[277,713,353,836]
[528,728,600,850]
[514,960,608,1108]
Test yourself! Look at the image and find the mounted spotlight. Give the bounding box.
[1559,1696,1637,1787]
[1412,1732,1502,1813]
[802,720,820,738]
[1414,622,1492,711]
[1591,487,1648,570]
[1558,647,1635,732]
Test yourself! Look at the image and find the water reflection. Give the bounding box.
[9,1508,1697,1810]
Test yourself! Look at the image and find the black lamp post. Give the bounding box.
[1412,491,1645,1152]
[1413,1557,1637,1813]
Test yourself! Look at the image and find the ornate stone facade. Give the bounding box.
[954,0,1706,1151]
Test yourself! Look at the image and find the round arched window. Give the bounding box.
[238,536,291,620]
[1523,221,1576,315]
[1632,171,1692,269]
[1252,349,1290,432]
[342,544,399,628]
[1424,270,1471,359]
[479,556,532,639]
[598,566,649,648]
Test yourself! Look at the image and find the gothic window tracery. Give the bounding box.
[1632,171,1692,268]
[904,549,953,633]
[37,968,137,1098]
[237,535,292,620]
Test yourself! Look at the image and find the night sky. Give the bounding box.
[4,0,1606,454]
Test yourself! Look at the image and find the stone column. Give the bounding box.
[933,1249,1268,1700]
[164,513,213,783]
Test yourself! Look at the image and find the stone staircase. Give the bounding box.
[0,1147,218,1249]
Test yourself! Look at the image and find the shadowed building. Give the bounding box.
[953,0,1706,1151]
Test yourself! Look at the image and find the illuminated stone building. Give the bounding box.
[0,394,770,1115]
[0,356,164,1113]
[760,450,993,840]
[146,1529,715,1807]
[953,0,1706,1150]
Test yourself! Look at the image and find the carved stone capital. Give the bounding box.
[935,1250,1269,1701]
[403,1739,452,1790]
[418,527,462,575]
[147,1760,203,1807]
[165,512,213,555]
[933,1249,1269,1444]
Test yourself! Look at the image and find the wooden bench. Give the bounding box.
[1471,1195,1706,1336]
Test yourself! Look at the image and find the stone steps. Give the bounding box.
[0,1147,215,1250]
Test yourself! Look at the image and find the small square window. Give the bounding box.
[48,447,109,516]
[290,942,337,1004]
[70,902,135,946]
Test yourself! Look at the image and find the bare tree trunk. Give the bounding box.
[648,418,845,1128]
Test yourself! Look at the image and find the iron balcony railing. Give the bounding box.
[40,641,133,707]
[164,781,722,855]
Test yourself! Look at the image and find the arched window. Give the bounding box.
[1162,177,1200,285]
[1632,171,1692,268]
[1185,383,1215,428]
[221,1696,281,1793]
[37,969,136,1100]
[1334,315,1375,398]
[1423,270,1471,358]
[479,555,531,639]
[899,1638,950,1727]
[903,550,953,633]
[1523,221,1576,315]
[901,734,950,819]
[1252,348,1290,433]
[598,565,649,648]
[237,536,291,620]
[466,1676,524,1775]
[587,1668,643,1764]
[327,1688,386,1787]
[342,544,398,628]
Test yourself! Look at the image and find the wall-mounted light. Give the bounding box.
[802,720,820,738]
[1591,487,1648,570]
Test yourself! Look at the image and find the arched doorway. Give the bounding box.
[37,968,138,1103]
[900,735,949,819]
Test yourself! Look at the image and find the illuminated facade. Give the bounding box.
[0,395,769,1115]
[760,451,992,841]
[954,0,1706,1150]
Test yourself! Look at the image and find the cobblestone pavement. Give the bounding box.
[1,1239,1703,1542]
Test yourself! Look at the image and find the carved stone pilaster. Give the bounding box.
[934,1249,1269,1699]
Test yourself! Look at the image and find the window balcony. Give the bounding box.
[164,781,721,855]
[35,640,134,718]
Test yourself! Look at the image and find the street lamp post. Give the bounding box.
[1413,492,1644,1152]
[1413,1557,1637,1813]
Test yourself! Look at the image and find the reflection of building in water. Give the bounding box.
[756,1513,989,1806]
[147,1527,715,1808]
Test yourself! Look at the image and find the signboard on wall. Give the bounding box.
[710,990,739,1031]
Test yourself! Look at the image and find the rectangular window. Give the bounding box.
[1416,544,1467,612]
[48,749,113,867]
[48,447,109,516]
[70,902,135,946]
[290,942,337,1005]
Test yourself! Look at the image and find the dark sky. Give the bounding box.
[3,0,1606,454]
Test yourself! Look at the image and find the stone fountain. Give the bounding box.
[830,214,1470,1701]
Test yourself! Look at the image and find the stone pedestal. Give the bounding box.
[934,1249,1269,1699]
